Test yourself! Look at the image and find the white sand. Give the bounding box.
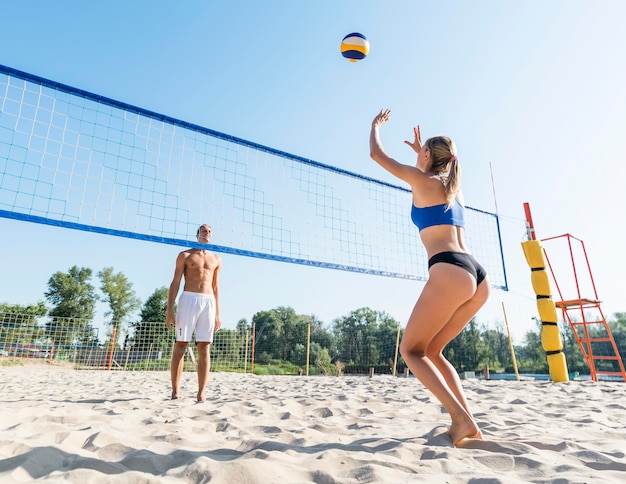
[1,365,625,483]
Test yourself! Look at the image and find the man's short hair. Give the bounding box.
[196,224,210,236]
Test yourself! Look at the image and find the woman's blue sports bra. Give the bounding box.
[411,198,465,231]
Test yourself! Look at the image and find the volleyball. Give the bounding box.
[340,32,369,62]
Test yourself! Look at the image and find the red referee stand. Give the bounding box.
[523,203,626,382]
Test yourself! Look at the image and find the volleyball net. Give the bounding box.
[0,64,507,288]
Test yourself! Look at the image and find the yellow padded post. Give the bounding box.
[547,353,569,382]
[541,324,563,352]
[537,298,558,323]
[531,270,552,297]
[522,240,547,269]
[521,240,569,382]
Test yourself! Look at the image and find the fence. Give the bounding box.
[0,312,407,376]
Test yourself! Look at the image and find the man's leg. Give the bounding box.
[196,342,211,402]
[170,341,188,399]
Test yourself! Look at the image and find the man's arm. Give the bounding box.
[212,255,222,332]
[166,252,186,330]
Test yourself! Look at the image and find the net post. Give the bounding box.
[306,323,311,377]
[107,326,117,371]
[392,322,401,377]
[251,323,256,375]
[523,202,536,240]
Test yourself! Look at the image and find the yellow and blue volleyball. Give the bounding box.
[340,32,369,62]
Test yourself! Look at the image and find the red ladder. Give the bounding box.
[542,233,626,382]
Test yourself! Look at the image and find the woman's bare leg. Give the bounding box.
[427,280,491,412]
[426,279,491,440]
[400,265,487,445]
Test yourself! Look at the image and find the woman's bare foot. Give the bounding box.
[467,429,484,440]
[171,390,180,400]
[448,418,481,446]
[197,392,205,403]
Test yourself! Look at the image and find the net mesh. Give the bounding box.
[0,64,507,287]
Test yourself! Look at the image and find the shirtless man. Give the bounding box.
[166,224,222,402]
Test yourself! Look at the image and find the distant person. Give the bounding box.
[369,109,490,445]
[166,224,222,402]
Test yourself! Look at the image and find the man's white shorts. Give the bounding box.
[175,291,216,343]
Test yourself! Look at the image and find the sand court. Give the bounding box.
[1,364,626,483]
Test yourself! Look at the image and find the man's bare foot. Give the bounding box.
[448,418,481,446]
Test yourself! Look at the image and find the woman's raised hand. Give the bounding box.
[404,125,422,154]
[372,109,391,128]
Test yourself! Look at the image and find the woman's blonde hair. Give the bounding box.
[425,135,461,204]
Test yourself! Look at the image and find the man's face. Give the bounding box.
[197,225,212,243]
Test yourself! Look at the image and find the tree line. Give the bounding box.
[2,265,626,375]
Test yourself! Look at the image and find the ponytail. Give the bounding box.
[444,156,461,205]
[424,136,461,205]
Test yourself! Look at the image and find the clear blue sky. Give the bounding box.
[1,1,625,344]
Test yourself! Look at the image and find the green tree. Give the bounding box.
[312,343,332,374]
[46,266,97,320]
[0,302,48,315]
[251,306,309,364]
[212,328,249,370]
[45,266,98,346]
[516,326,549,373]
[609,312,626,360]
[273,307,304,361]
[98,267,141,333]
[332,307,385,368]
[0,302,48,353]
[236,318,251,334]
[129,287,171,352]
[603,313,626,376]
[139,287,168,323]
[480,323,511,372]
[444,318,483,371]
[252,308,284,364]
[235,318,252,361]
[375,314,403,373]
[309,315,335,351]
[561,323,588,375]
